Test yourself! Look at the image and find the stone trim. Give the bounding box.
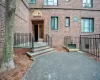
[21,0,29,9]
[30,8,100,11]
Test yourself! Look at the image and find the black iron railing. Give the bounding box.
[80,34,100,57]
[14,33,53,52]
[64,36,79,49]
[46,34,52,48]
[14,33,34,48]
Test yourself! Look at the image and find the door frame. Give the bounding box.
[32,20,44,42]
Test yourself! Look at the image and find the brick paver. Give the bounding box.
[22,52,100,80]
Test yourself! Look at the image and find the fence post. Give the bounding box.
[32,35,34,53]
[46,34,47,45]
[79,35,81,50]
[51,37,52,48]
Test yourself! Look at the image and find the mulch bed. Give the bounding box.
[0,48,33,80]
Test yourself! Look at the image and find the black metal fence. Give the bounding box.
[14,33,52,49]
[80,34,100,57]
[46,34,52,48]
[14,33,33,48]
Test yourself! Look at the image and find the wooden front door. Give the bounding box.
[38,24,44,39]
[32,21,44,42]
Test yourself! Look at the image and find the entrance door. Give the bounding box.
[33,21,44,42]
[38,24,43,39]
[34,25,38,42]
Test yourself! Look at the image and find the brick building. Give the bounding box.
[0,0,30,57]
[0,0,6,58]
[0,0,100,56]
[29,0,100,48]
[14,0,30,33]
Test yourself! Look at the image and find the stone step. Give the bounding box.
[26,48,54,57]
[34,45,48,49]
[32,46,50,52]
[34,42,47,48]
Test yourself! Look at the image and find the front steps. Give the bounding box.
[26,46,54,57]
[32,46,50,52]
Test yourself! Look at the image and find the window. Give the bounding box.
[85,44,89,49]
[29,0,36,3]
[51,17,58,30]
[83,0,93,8]
[44,0,58,6]
[81,18,94,32]
[65,17,70,27]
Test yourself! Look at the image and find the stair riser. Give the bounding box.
[33,50,54,57]
[32,48,50,52]
[26,46,54,57]
[34,46,48,49]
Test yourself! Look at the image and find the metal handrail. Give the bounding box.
[31,35,34,52]
[46,34,52,48]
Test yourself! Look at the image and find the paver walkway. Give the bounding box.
[22,52,100,80]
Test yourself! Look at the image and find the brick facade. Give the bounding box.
[14,0,30,33]
[0,0,5,58]
[0,0,100,55]
[29,0,100,10]
[29,0,100,48]
[0,0,30,57]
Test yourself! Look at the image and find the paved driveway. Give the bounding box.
[22,52,100,80]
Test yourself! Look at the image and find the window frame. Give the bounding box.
[44,0,58,6]
[65,17,70,27]
[29,0,36,4]
[51,16,58,30]
[83,0,93,8]
[81,18,94,33]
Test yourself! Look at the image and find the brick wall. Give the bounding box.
[29,0,100,10]
[0,0,5,58]
[14,0,30,33]
[29,0,100,48]
[30,8,100,48]
[0,0,30,58]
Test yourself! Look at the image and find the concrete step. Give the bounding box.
[34,42,47,48]
[26,48,54,57]
[34,45,48,49]
[32,46,50,52]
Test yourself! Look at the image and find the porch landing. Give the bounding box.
[14,42,47,48]
[34,42,47,48]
